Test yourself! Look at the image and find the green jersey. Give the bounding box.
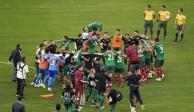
[73,50,82,66]
[87,22,102,32]
[153,42,164,60]
[137,46,145,62]
[88,39,96,53]
[143,44,150,59]
[57,40,71,50]
[115,54,123,69]
[105,52,115,66]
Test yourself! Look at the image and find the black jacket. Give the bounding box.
[12,101,25,112]
[9,48,21,65]
[95,71,106,93]
[107,89,117,105]
[125,74,141,86]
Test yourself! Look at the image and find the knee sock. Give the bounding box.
[180,33,184,41]
[174,33,178,41]
[157,30,160,38]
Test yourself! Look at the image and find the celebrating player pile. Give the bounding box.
[24,5,186,112]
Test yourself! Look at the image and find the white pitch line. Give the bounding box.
[0,61,35,70]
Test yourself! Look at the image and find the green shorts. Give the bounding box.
[130,63,139,70]
[63,65,70,74]
[145,58,151,65]
[105,66,114,73]
[139,61,146,68]
[115,68,123,74]
[155,60,164,67]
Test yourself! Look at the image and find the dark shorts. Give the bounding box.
[48,70,57,77]
[139,61,146,68]
[144,20,153,29]
[158,21,167,28]
[115,68,123,74]
[63,65,70,74]
[177,25,183,31]
[105,66,114,73]
[145,58,151,65]
[39,68,48,75]
[113,47,121,52]
[155,60,164,67]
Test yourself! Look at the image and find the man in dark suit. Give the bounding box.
[8,44,22,81]
[12,96,25,112]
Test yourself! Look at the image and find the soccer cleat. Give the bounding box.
[34,84,40,87]
[155,78,162,81]
[41,84,46,88]
[47,87,52,92]
[16,95,19,97]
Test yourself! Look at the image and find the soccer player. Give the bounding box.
[115,50,125,87]
[100,32,111,53]
[131,30,142,45]
[174,8,186,42]
[137,41,147,81]
[46,52,67,91]
[157,5,171,39]
[85,68,96,106]
[72,49,82,67]
[87,21,103,32]
[144,4,155,39]
[88,35,97,53]
[153,38,164,81]
[61,84,74,112]
[34,44,48,87]
[122,34,132,65]
[104,46,116,78]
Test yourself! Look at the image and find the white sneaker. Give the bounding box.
[148,72,153,78]
[130,106,136,112]
[78,106,83,111]
[100,106,105,110]
[161,74,165,79]
[41,84,46,88]
[155,78,162,81]
[141,105,144,110]
[48,87,52,91]
[30,82,34,86]
[34,84,40,87]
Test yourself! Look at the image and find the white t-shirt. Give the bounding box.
[82,32,89,39]
[16,62,29,79]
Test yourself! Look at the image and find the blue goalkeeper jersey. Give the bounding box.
[47,54,66,71]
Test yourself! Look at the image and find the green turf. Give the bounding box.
[0,0,194,112]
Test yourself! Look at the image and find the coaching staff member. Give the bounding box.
[8,43,22,81]
[125,68,144,110]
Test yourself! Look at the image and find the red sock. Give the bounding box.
[156,68,161,78]
[119,74,123,85]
